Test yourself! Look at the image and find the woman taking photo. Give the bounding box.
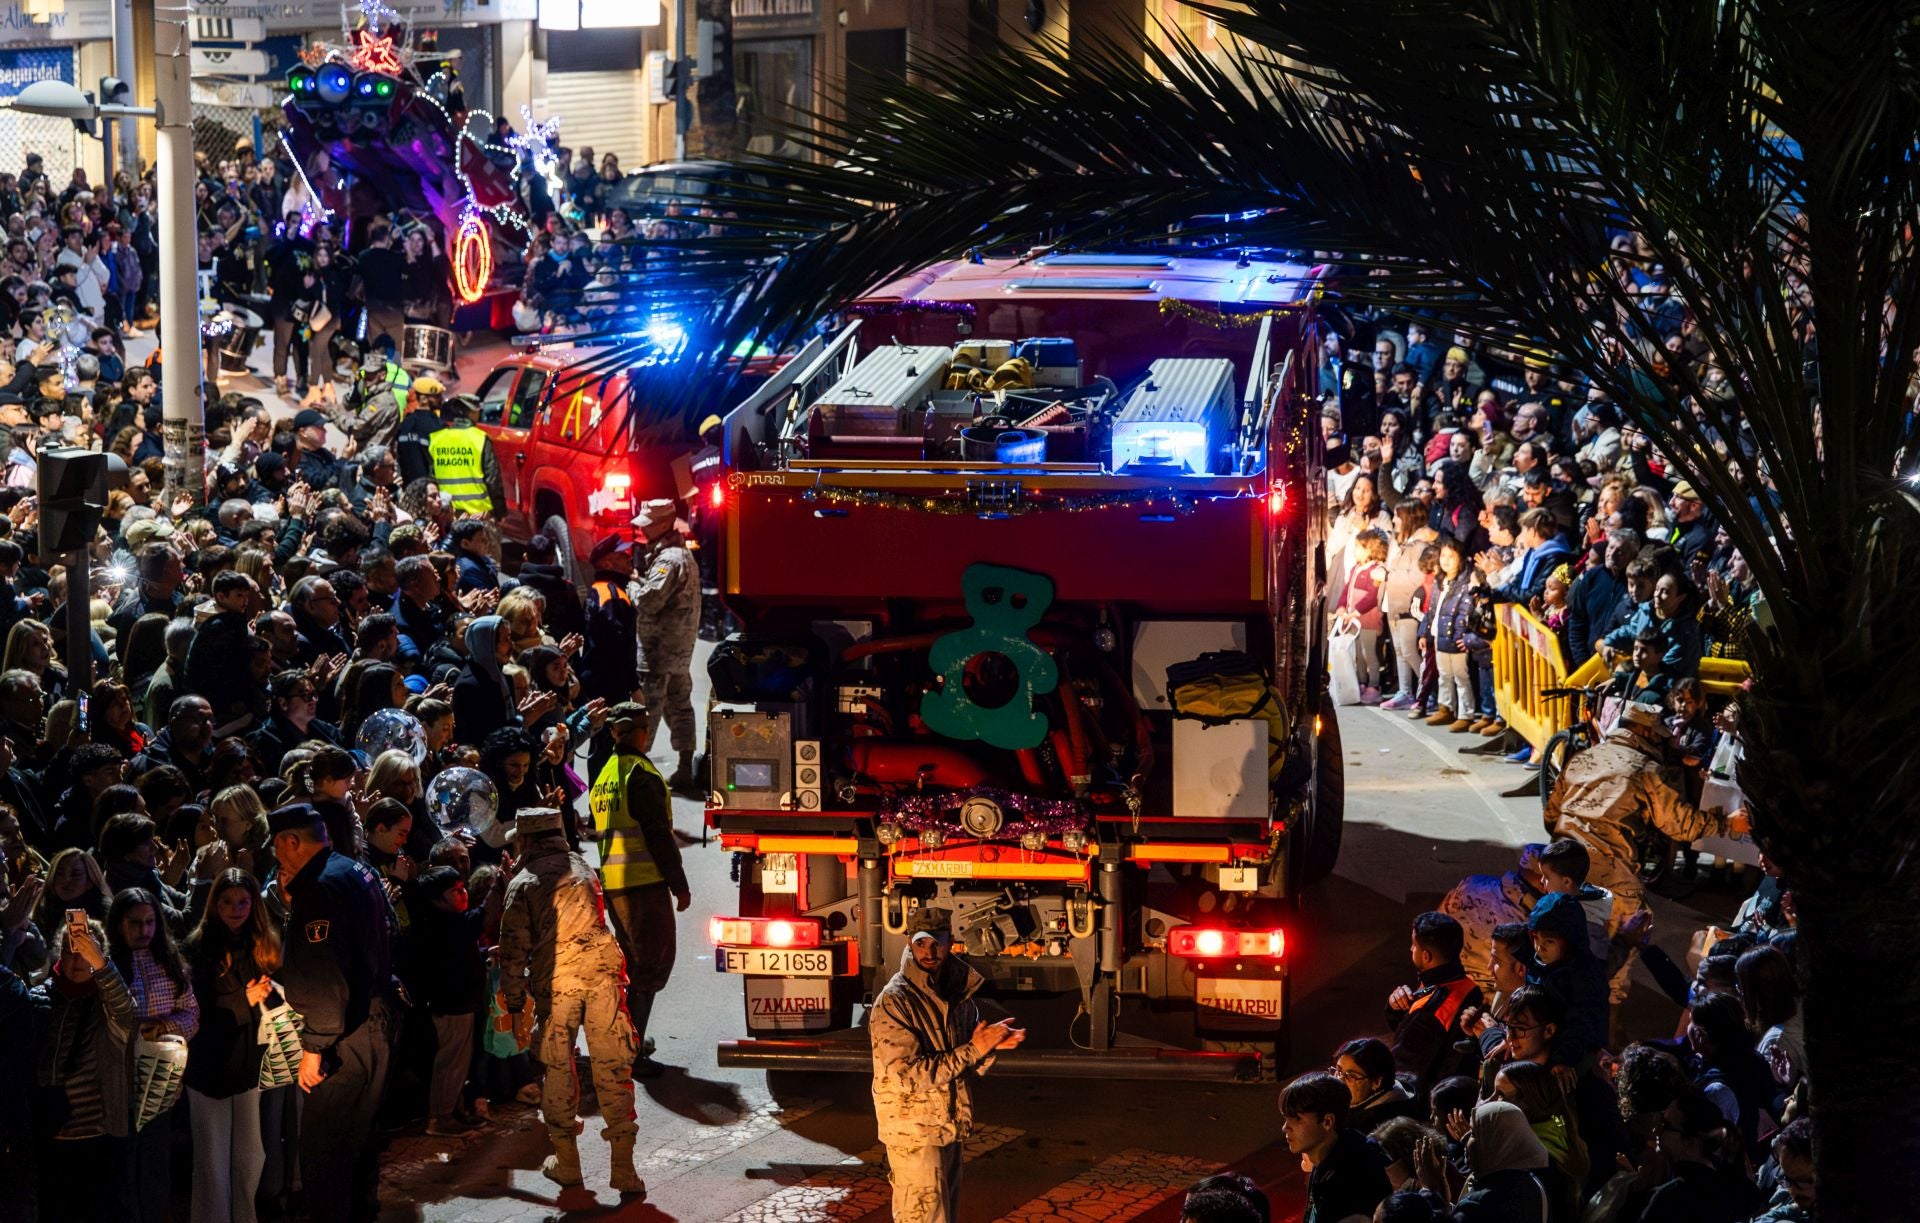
[182,869,278,1223]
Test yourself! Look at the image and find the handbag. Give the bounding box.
[480,963,533,1058]
[256,995,306,1090]
[134,1034,189,1130]
[1327,620,1363,706]
[306,302,333,335]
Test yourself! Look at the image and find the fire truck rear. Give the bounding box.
[702,253,1341,1081]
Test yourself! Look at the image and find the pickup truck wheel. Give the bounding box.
[1296,693,1344,889]
[542,514,588,592]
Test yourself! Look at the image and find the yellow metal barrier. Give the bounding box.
[1493,605,1753,751]
[1490,603,1573,752]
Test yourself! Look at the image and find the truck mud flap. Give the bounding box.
[717,1040,1264,1083]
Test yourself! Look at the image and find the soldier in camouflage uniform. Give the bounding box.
[630,498,702,793]
[1545,701,1745,1012]
[870,926,1025,1223]
[497,808,645,1197]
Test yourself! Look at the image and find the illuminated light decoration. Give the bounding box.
[298,45,331,68]
[451,210,492,304]
[1157,298,1301,329]
[451,224,492,302]
[287,66,315,95]
[357,0,400,31]
[348,28,405,77]
[790,482,1259,518]
[277,130,334,237]
[881,787,1088,844]
[506,105,568,204]
[315,63,353,104]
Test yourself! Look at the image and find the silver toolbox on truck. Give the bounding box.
[814,343,952,436]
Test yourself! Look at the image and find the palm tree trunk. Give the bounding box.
[1793,882,1920,1219]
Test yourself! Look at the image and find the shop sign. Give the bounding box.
[731,0,812,29]
[0,45,70,95]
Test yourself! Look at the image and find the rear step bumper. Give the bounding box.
[717,1040,1266,1082]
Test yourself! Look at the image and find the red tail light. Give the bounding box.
[709,916,823,948]
[1267,483,1288,517]
[708,482,726,511]
[1168,926,1285,959]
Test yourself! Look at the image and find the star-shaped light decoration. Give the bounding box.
[349,26,405,76]
[506,105,566,200]
[357,0,400,33]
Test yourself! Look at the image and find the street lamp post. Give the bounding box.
[154,9,204,504]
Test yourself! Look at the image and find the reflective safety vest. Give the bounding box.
[382,361,412,412]
[428,424,492,515]
[590,751,666,892]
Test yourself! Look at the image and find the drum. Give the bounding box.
[217,308,264,372]
[402,324,455,373]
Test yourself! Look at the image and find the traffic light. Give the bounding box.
[70,91,97,137]
[98,76,130,107]
[696,19,733,87]
[662,57,683,101]
[37,449,109,555]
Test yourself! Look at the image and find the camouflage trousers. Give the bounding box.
[886,1142,963,1223]
[638,638,697,755]
[536,983,639,1143]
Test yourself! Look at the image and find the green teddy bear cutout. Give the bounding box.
[921,563,1058,750]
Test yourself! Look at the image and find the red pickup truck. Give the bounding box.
[472,347,792,582]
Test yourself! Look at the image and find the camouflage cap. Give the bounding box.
[605,701,647,725]
[509,808,565,840]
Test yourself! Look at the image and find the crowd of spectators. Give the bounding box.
[1323,309,1761,767]
[0,124,704,1220]
[1176,835,1804,1223]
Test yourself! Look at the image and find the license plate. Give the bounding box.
[717,947,834,976]
[744,976,833,1031]
[1195,976,1284,1029]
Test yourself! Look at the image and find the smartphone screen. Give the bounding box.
[75,695,88,736]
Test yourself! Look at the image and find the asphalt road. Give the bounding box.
[374,649,1741,1223]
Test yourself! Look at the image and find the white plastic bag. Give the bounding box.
[1327,620,1362,706]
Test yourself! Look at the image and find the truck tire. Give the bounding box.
[1297,693,1344,888]
[542,513,588,592]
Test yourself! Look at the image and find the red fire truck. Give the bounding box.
[702,252,1340,1080]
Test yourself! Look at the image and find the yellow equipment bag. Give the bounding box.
[1166,651,1293,780]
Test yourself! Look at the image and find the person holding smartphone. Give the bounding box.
[38,913,138,1219]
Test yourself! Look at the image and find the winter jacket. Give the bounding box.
[1382,533,1435,618]
[1564,564,1627,668]
[1600,605,1701,696]
[1453,1167,1548,1223]
[1350,1082,1419,1133]
[1303,1128,1392,1223]
[497,833,626,1013]
[0,961,47,1138]
[40,958,137,1139]
[185,610,260,728]
[291,603,351,669]
[1491,537,1574,606]
[451,615,514,747]
[1336,559,1387,631]
[1546,728,1728,897]
[577,569,638,702]
[248,712,344,776]
[869,945,995,1147]
[130,726,215,796]
[1387,961,1483,1094]
[1422,573,1478,653]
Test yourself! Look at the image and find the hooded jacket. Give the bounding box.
[869,944,993,1147]
[1526,892,1609,1071]
[451,615,513,746]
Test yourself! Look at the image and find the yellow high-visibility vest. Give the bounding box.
[428,424,492,515]
[590,751,665,892]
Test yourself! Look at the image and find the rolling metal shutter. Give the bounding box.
[540,70,646,171]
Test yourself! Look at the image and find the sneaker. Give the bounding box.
[1408,704,1432,720]
[1359,686,1382,705]
[1505,745,1533,763]
[1447,718,1477,733]
[1381,692,1414,710]
[1425,707,1455,726]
